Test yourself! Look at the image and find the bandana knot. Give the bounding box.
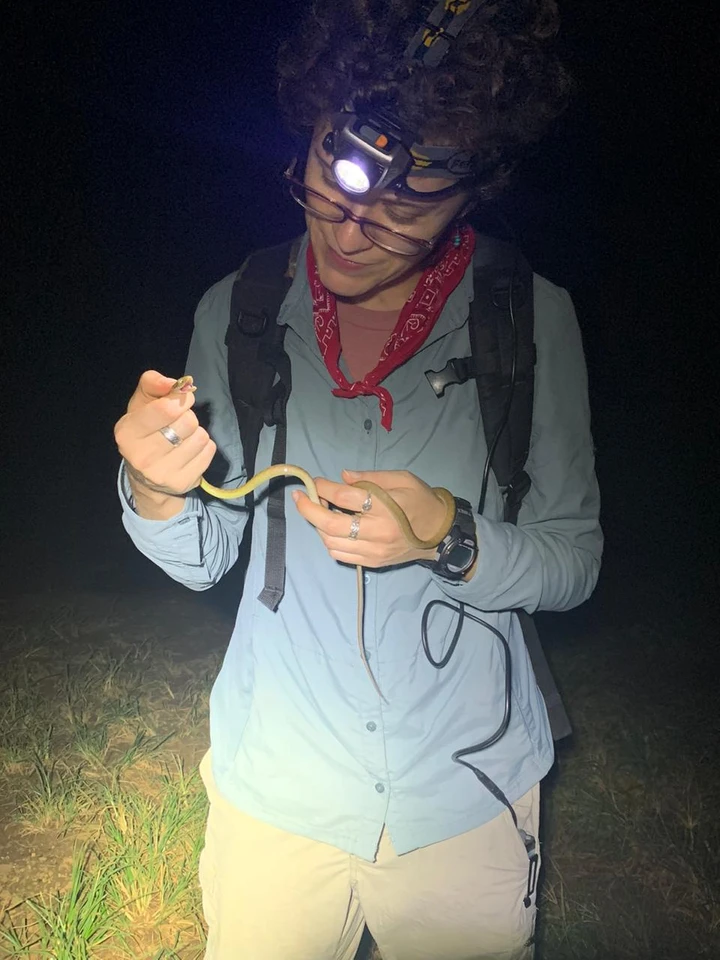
[309,225,475,430]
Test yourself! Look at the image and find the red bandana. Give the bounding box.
[308,225,475,430]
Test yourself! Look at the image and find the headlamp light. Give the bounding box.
[326,111,412,196]
[332,158,372,195]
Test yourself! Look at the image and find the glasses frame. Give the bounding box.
[283,169,442,258]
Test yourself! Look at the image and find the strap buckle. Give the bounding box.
[236,309,269,337]
[518,828,539,907]
[504,470,531,510]
[263,382,288,427]
[424,356,476,398]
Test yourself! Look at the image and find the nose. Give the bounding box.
[332,208,374,257]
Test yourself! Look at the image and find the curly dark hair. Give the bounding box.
[276,0,574,199]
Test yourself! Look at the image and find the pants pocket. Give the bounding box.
[505,783,541,956]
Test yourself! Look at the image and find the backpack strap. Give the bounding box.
[467,234,535,523]
[423,235,534,521]
[470,236,572,740]
[424,233,572,741]
[224,237,299,611]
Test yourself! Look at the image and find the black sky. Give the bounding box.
[2,0,717,602]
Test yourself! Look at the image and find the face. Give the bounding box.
[303,123,472,309]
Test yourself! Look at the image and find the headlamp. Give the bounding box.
[322,0,492,200]
[326,111,479,201]
[327,110,413,196]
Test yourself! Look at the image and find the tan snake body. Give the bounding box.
[172,376,455,701]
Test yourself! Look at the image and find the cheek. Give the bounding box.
[307,217,331,250]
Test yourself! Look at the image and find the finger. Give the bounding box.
[127,371,197,419]
[293,489,362,539]
[126,393,199,440]
[128,427,217,495]
[153,415,208,458]
[326,548,363,566]
[137,370,186,402]
[314,476,371,513]
[342,468,412,488]
[161,428,217,479]
[119,411,207,478]
[323,535,385,567]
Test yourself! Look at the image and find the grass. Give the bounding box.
[0,579,717,959]
[0,594,213,959]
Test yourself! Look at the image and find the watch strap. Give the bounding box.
[417,496,477,580]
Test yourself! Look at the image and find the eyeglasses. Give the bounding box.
[283,169,439,258]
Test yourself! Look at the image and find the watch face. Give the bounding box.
[445,539,477,573]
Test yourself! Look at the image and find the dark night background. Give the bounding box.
[2,3,717,706]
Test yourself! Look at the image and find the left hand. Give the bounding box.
[292,468,448,568]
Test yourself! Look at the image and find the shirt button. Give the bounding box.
[375,782,385,793]
[366,721,377,732]
[364,419,373,431]
[364,573,370,584]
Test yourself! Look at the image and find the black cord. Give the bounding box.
[421,601,511,753]
[419,229,524,829]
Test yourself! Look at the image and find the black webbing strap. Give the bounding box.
[225,240,295,611]
[517,610,573,741]
[258,338,292,611]
[469,243,571,738]
[467,235,536,524]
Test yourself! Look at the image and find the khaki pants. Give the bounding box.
[198,750,540,960]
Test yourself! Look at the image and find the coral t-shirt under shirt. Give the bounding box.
[336,300,400,383]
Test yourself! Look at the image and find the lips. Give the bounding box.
[325,244,370,273]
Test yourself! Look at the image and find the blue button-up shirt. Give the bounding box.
[119,232,602,860]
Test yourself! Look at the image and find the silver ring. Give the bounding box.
[361,493,373,513]
[159,425,183,446]
[348,517,361,540]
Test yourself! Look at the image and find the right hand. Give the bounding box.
[114,370,217,500]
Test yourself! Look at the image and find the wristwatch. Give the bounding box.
[417,496,478,581]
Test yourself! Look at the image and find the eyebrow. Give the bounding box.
[314,149,437,212]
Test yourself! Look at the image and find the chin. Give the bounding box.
[315,251,378,284]
[315,261,378,299]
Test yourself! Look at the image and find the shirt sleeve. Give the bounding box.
[118,269,251,591]
[432,277,603,613]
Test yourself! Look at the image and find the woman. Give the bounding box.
[114,2,601,957]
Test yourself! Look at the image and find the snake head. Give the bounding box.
[170,375,197,394]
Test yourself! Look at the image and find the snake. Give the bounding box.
[171,375,456,702]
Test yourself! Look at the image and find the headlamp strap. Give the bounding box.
[404,0,484,68]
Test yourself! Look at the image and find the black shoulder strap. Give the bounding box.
[423,234,535,522]
[425,233,571,740]
[470,235,572,741]
[224,237,298,611]
[468,234,535,523]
